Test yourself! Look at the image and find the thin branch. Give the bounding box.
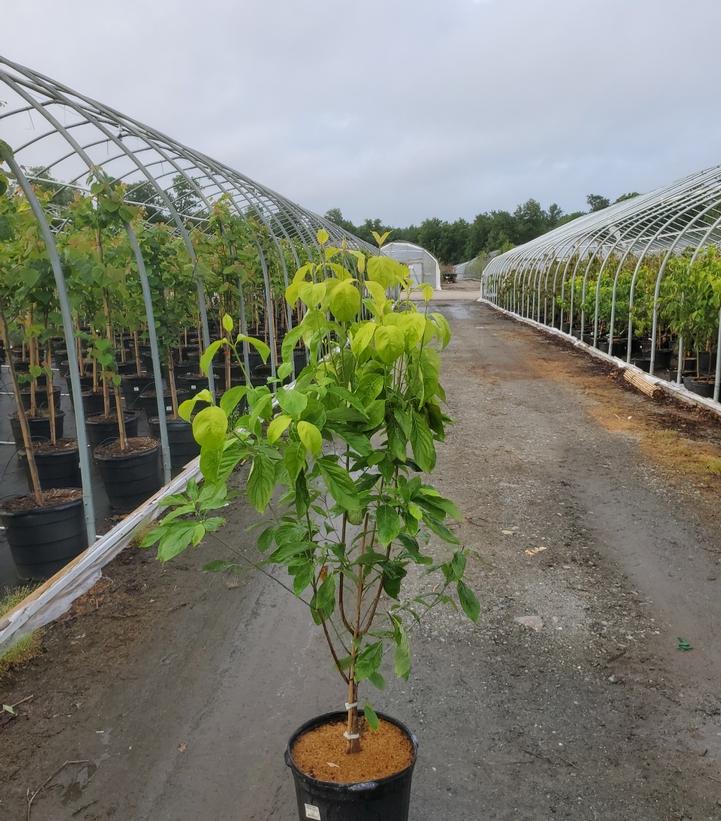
[27,760,90,820]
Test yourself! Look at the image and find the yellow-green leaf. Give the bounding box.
[297,420,322,456]
[222,313,234,333]
[329,279,360,322]
[316,228,330,245]
[267,414,292,444]
[192,406,228,449]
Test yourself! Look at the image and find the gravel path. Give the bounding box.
[2,299,721,820]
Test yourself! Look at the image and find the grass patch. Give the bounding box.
[706,456,721,475]
[0,585,42,677]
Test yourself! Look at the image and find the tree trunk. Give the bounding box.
[46,343,56,446]
[1,308,42,503]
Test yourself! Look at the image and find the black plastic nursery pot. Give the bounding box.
[121,373,154,407]
[176,373,206,394]
[285,712,418,821]
[10,411,65,449]
[94,437,162,512]
[20,386,61,411]
[149,416,200,471]
[0,490,87,580]
[136,390,190,419]
[19,440,81,490]
[86,411,139,449]
[683,376,716,399]
[78,390,106,416]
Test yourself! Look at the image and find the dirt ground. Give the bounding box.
[2,299,721,820]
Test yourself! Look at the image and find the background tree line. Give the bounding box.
[325,192,639,266]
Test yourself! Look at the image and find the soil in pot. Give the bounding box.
[86,412,139,449]
[19,438,81,490]
[287,712,417,821]
[10,411,65,449]
[0,488,87,580]
[292,718,413,784]
[149,416,200,471]
[94,436,162,512]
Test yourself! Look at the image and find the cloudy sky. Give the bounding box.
[3,0,721,225]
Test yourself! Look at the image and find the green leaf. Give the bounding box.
[192,406,228,449]
[374,325,404,363]
[267,413,292,444]
[277,387,308,420]
[355,641,383,682]
[199,339,225,376]
[284,441,306,483]
[351,322,376,357]
[317,228,330,245]
[310,573,336,622]
[410,416,436,472]
[236,334,270,363]
[317,458,360,512]
[392,617,411,680]
[376,505,401,546]
[329,279,361,322]
[178,389,213,422]
[220,386,247,416]
[222,313,234,333]
[457,580,480,623]
[297,420,322,456]
[247,450,276,512]
[157,522,197,562]
[364,703,380,731]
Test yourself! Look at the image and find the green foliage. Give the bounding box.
[145,232,479,727]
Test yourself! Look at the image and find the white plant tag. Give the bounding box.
[133,386,140,392]
[165,405,172,412]
[304,804,321,820]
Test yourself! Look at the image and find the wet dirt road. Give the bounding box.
[2,300,721,820]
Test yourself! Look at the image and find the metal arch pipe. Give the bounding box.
[6,66,217,394]
[3,73,179,480]
[649,202,721,389]
[625,191,721,365]
[606,185,717,358]
[5,154,96,543]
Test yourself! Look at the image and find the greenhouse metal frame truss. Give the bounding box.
[482,163,721,402]
[0,56,373,544]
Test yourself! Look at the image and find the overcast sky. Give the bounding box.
[3,0,721,225]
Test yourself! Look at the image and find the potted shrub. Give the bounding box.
[0,172,86,579]
[143,231,479,820]
[663,249,721,397]
[64,179,161,510]
[139,221,197,471]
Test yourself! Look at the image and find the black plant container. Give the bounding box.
[86,412,139,449]
[136,390,190,419]
[0,493,87,580]
[10,411,65,449]
[285,712,417,821]
[94,438,162,512]
[683,376,716,399]
[121,373,154,407]
[149,416,200,471]
[19,442,81,490]
[20,386,61,410]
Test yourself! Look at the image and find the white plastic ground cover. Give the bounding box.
[0,456,202,654]
[479,297,721,422]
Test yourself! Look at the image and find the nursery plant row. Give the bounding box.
[487,247,721,398]
[0,173,314,586]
